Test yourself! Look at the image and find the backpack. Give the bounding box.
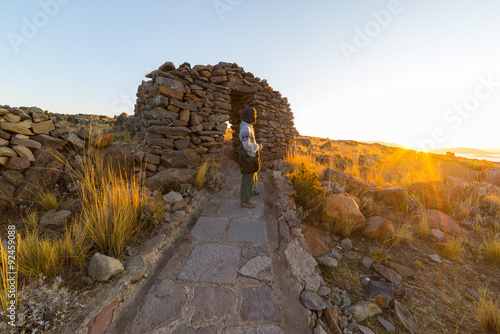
[238,146,261,174]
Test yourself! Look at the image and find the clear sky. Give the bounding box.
[1,0,499,150]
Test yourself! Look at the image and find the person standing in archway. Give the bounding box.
[239,107,262,208]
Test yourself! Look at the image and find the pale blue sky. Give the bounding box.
[1,0,499,149]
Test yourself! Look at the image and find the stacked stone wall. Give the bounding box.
[0,106,129,205]
[134,61,295,170]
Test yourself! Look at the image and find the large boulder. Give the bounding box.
[323,194,366,227]
[160,149,201,169]
[363,216,394,239]
[144,168,197,192]
[14,147,65,201]
[409,181,447,210]
[88,253,124,281]
[370,186,408,210]
[322,167,373,195]
[426,209,464,236]
[101,145,134,178]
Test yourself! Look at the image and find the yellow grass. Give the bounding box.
[76,148,165,256]
[415,211,431,238]
[21,209,39,230]
[285,149,323,176]
[35,189,60,211]
[59,222,90,268]
[195,161,209,190]
[485,238,500,264]
[384,223,414,246]
[476,296,500,334]
[331,217,360,238]
[17,229,62,278]
[442,237,466,261]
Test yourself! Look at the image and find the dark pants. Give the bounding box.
[241,172,258,203]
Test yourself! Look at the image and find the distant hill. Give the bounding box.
[361,141,408,149]
[430,147,491,154]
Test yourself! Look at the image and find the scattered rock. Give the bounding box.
[429,254,443,264]
[341,238,352,250]
[88,253,124,281]
[372,263,403,284]
[317,255,338,268]
[172,200,187,212]
[300,289,327,311]
[357,324,375,334]
[314,325,328,334]
[364,280,393,308]
[377,316,396,332]
[387,261,415,278]
[330,248,343,262]
[361,256,374,268]
[323,306,342,334]
[39,210,71,227]
[353,301,382,322]
[429,229,445,242]
[317,286,330,297]
[394,300,418,334]
[163,191,183,205]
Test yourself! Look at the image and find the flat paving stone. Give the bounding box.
[178,244,240,283]
[190,217,229,242]
[226,219,267,244]
[127,279,187,334]
[170,325,218,334]
[241,243,269,259]
[217,200,264,219]
[238,256,273,285]
[240,286,281,322]
[191,286,236,322]
[224,326,285,334]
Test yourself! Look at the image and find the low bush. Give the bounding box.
[291,164,326,212]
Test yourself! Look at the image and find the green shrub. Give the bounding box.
[291,164,326,211]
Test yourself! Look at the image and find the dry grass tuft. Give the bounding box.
[195,161,209,190]
[485,237,500,264]
[442,237,466,261]
[476,296,500,334]
[17,228,62,278]
[35,189,60,211]
[384,223,414,246]
[413,210,431,238]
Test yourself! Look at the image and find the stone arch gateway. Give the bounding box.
[134,61,296,170]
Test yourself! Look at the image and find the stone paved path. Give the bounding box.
[112,158,309,334]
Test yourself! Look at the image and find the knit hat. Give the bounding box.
[242,107,257,124]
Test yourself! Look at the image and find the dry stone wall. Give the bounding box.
[0,105,132,207]
[134,61,296,168]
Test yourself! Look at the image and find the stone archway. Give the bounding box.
[134,61,295,173]
[229,91,254,160]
